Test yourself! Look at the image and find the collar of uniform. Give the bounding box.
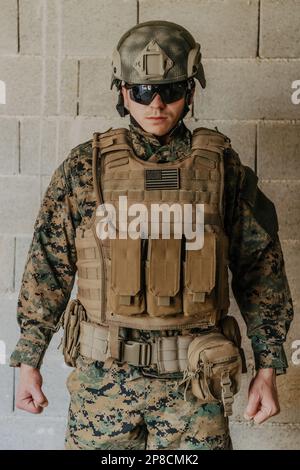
[128,119,192,163]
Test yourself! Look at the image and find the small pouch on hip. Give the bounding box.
[186,330,242,416]
[60,299,87,367]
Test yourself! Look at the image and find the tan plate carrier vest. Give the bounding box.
[74,126,232,364]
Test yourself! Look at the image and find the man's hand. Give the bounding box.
[244,368,280,424]
[16,364,49,414]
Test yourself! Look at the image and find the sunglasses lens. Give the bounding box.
[130,85,155,105]
[129,81,188,105]
[161,82,187,103]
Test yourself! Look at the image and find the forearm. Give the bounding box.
[231,235,294,374]
[10,162,79,369]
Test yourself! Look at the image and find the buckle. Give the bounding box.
[122,341,152,367]
[221,371,234,417]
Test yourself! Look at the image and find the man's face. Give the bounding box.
[121,85,194,136]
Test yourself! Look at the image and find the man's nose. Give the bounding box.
[150,93,166,108]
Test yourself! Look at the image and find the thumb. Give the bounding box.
[244,389,260,420]
[31,385,48,408]
[253,406,271,425]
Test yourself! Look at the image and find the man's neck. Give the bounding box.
[129,115,181,145]
[157,133,172,145]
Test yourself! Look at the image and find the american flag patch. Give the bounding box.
[145,168,180,190]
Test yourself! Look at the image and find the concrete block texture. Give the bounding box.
[0,0,18,54]
[20,118,41,174]
[45,0,60,56]
[41,174,52,199]
[59,59,78,116]
[21,117,72,176]
[61,0,137,57]
[0,365,14,416]
[139,0,259,58]
[15,236,32,292]
[230,421,300,450]
[57,116,129,163]
[260,180,300,240]
[40,120,58,174]
[0,175,40,235]
[194,59,300,120]
[281,240,300,306]
[0,58,77,117]
[19,0,43,55]
[43,59,78,116]
[257,122,300,180]
[188,119,256,168]
[0,294,20,354]
[1,0,300,452]
[0,237,15,293]
[261,0,300,58]
[19,0,59,56]
[79,58,116,117]
[0,57,42,116]
[0,416,67,450]
[0,119,19,174]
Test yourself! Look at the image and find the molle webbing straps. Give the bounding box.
[92,132,103,208]
[146,238,182,316]
[79,320,195,373]
[75,127,230,335]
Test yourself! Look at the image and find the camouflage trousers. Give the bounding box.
[64,355,232,450]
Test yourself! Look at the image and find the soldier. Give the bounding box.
[10,21,293,450]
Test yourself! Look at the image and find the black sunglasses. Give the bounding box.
[125,80,192,106]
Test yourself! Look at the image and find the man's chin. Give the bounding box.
[142,121,173,136]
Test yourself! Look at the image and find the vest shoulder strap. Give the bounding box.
[191,127,231,156]
[96,127,130,152]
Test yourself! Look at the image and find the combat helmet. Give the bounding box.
[111,20,206,117]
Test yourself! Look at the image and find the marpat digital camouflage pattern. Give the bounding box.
[64,355,232,450]
[10,119,294,450]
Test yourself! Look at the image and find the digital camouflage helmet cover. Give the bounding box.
[111,20,206,116]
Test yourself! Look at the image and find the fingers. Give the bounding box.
[244,389,260,420]
[244,386,280,424]
[32,386,49,409]
[253,403,280,425]
[16,385,48,414]
[16,394,44,414]
[244,370,280,425]
[17,397,43,414]
[253,407,271,425]
[33,399,48,408]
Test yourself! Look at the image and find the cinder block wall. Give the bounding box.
[0,0,299,449]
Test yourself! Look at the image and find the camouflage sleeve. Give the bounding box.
[9,155,80,369]
[224,148,294,374]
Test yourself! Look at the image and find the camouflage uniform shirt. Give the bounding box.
[9,120,294,373]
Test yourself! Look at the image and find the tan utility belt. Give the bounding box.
[79,320,195,374]
[78,320,244,416]
[60,301,246,417]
